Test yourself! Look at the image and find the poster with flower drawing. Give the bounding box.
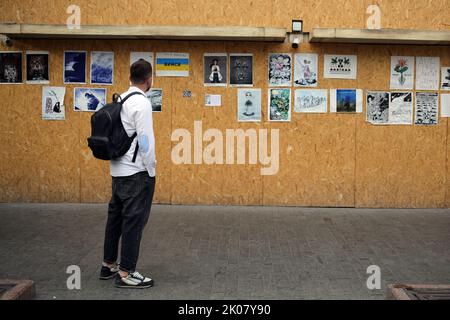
[390,56,414,90]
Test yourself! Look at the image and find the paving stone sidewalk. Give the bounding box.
[1,203,449,300]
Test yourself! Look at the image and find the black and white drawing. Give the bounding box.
[204,53,227,87]
[441,67,450,90]
[268,53,292,86]
[415,92,438,125]
[366,91,390,124]
[26,51,49,84]
[229,54,253,86]
[389,92,413,125]
[0,51,22,84]
[147,88,162,112]
[42,86,66,120]
[90,51,114,85]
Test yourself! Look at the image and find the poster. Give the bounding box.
[64,51,86,84]
[294,89,327,113]
[441,67,450,90]
[366,91,390,124]
[441,94,450,117]
[415,57,440,91]
[74,87,107,112]
[90,51,114,85]
[130,52,154,67]
[415,92,438,125]
[0,51,22,84]
[268,88,291,122]
[389,92,413,125]
[237,88,261,122]
[42,86,66,120]
[323,54,357,79]
[205,94,221,107]
[390,56,414,90]
[294,53,318,87]
[26,51,49,84]
[147,88,162,112]
[330,89,363,113]
[229,54,253,86]
[268,53,292,86]
[204,53,227,87]
[155,52,189,77]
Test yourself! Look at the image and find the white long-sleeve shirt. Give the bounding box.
[110,86,156,177]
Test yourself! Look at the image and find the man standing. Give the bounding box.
[100,59,156,289]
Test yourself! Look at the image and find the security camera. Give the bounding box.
[2,36,12,47]
[292,37,300,49]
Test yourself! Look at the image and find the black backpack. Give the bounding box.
[87,92,145,162]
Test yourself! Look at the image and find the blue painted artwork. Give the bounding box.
[74,88,107,112]
[64,51,86,84]
[336,89,356,113]
[90,52,114,85]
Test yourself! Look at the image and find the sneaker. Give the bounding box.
[114,271,154,289]
[99,263,120,280]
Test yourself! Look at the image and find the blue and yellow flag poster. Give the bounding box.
[155,52,190,77]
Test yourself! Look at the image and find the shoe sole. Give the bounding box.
[114,283,153,289]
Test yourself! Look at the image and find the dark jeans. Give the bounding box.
[103,171,155,273]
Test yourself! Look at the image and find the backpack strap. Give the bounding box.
[119,91,146,105]
[114,91,146,163]
[130,132,139,163]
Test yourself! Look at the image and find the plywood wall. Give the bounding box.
[0,0,450,208]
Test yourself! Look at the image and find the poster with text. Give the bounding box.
[90,51,114,85]
[268,53,292,86]
[324,54,357,79]
[294,89,327,113]
[0,51,22,84]
[268,88,291,122]
[155,52,189,77]
[64,51,86,84]
[389,92,413,125]
[204,53,227,87]
[415,92,438,125]
[230,54,253,86]
[237,88,261,122]
[294,53,318,87]
[390,56,414,90]
[42,86,66,120]
[415,57,440,91]
[26,51,49,84]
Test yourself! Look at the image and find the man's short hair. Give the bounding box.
[130,59,152,84]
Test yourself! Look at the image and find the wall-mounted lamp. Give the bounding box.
[292,20,303,33]
[291,20,303,49]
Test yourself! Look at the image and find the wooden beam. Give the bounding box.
[310,28,450,45]
[0,23,287,42]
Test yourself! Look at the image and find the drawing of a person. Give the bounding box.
[243,92,255,116]
[209,59,223,83]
